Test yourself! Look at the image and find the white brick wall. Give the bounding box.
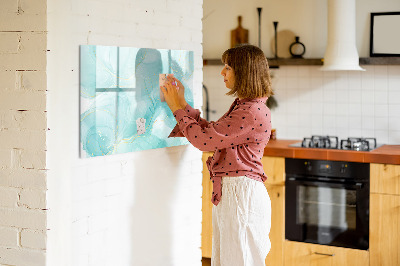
[46,1,203,266]
[0,0,48,265]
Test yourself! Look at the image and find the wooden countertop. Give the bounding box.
[263,139,400,165]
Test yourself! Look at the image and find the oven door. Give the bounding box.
[285,177,369,250]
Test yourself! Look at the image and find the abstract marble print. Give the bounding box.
[80,45,194,157]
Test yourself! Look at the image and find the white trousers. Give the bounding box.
[212,176,271,266]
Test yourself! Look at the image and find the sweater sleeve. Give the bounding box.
[172,106,256,152]
[168,104,211,138]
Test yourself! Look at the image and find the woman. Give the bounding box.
[161,44,273,266]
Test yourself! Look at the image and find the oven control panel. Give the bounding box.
[286,158,369,180]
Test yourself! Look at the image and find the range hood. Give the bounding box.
[320,0,365,71]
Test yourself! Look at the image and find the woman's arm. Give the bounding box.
[172,106,257,152]
[162,77,211,137]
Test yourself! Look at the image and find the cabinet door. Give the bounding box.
[370,163,400,195]
[284,241,369,266]
[370,193,400,266]
[264,185,284,266]
[201,152,213,258]
[261,156,285,185]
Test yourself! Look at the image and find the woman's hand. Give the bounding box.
[172,77,187,108]
[161,77,185,113]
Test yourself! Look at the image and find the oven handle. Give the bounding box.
[286,177,364,189]
[314,252,335,257]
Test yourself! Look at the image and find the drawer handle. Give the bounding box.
[314,252,335,257]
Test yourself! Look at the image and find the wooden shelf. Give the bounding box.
[359,57,400,65]
[203,58,323,67]
[203,57,400,67]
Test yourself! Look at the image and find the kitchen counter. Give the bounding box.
[263,139,400,164]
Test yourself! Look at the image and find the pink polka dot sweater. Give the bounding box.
[169,97,272,206]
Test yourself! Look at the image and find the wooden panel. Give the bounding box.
[370,193,400,266]
[370,163,400,195]
[265,185,285,266]
[201,152,214,258]
[284,241,369,266]
[261,156,285,185]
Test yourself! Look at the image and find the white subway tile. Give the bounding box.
[388,117,400,131]
[336,115,348,128]
[374,77,388,92]
[374,90,388,104]
[286,77,299,89]
[374,65,388,77]
[348,103,362,116]
[323,86,336,103]
[388,65,400,76]
[348,116,362,129]
[388,91,400,105]
[361,90,375,104]
[362,116,375,130]
[375,104,389,117]
[361,104,375,117]
[323,103,336,116]
[336,103,349,116]
[298,67,311,78]
[349,128,362,137]
[374,117,389,130]
[348,90,362,103]
[323,115,336,129]
[309,66,323,77]
[388,104,400,117]
[388,131,400,143]
[374,130,389,144]
[285,66,298,77]
[388,75,400,91]
[298,77,311,89]
[361,129,375,138]
[348,71,362,90]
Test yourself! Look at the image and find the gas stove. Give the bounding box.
[289,135,381,151]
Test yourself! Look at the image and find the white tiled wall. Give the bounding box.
[203,65,400,144]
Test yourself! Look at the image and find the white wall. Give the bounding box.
[203,0,400,58]
[203,0,400,145]
[0,0,48,265]
[46,0,203,266]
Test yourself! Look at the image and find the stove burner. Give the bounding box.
[295,136,378,151]
[301,135,339,149]
[340,137,377,151]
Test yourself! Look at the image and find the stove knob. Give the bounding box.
[340,164,347,174]
[305,162,312,171]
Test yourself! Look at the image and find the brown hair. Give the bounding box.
[221,44,273,99]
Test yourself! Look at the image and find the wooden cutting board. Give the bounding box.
[231,16,249,48]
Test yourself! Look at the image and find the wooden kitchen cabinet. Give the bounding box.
[284,241,369,266]
[262,156,285,266]
[202,152,213,258]
[370,163,400,195]
[370,163,400,266]
[264,184,285,266]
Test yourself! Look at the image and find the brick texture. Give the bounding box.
[0,0,47,264]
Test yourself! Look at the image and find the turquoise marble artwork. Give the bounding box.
[80,45,194,157]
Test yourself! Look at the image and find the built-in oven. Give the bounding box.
[285,158,370,250]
